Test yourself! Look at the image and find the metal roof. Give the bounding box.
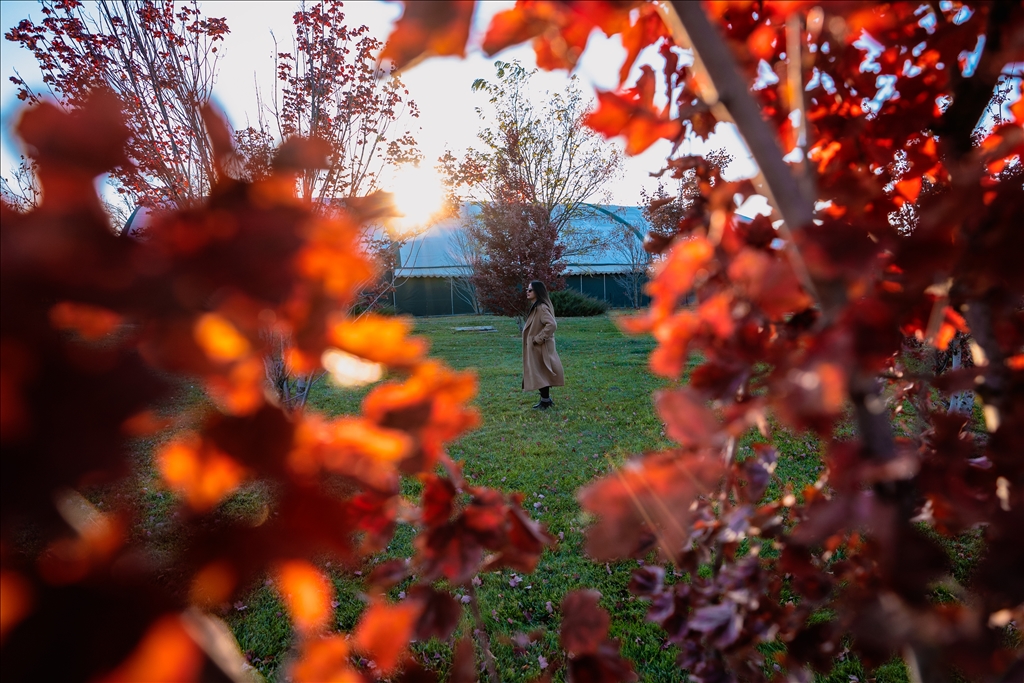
[395,203,651,278]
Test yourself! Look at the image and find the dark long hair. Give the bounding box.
[529,280,555,315]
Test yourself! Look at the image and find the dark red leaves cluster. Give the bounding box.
[416,473,555,584]
[0,91,552,681]
[412,0,1024,680]
[559,590,637,683]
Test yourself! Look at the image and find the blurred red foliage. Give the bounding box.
[3,1,1024,682]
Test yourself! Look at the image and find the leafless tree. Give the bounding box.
[445,222,484,314]
[610,223,652,309]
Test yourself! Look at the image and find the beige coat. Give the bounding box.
[522,302,565,391]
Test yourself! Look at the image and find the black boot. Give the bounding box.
[532,398,554,410]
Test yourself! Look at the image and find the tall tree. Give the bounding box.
[5,0,229,210]
[443,60,621,324]
[229,0,425,409]
[266,0,421,205]
[469,200,566,327]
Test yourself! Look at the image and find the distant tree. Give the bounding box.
[5,0,229,210]
[641,148,733,240]
[443,60,620,325]
[0,156,41,213]
[230,0,423,408]
[262,0,421,205]
[468,201,565,329]
[445,222,484,314]
[610,223,651,309]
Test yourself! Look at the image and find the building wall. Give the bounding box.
[393,277,478,316]
[393,274,650,316]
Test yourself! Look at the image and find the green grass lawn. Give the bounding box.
[222,313,894,682]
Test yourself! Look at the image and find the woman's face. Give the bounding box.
[526,283,536,302]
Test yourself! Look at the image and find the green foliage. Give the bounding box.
[549,289,609,317]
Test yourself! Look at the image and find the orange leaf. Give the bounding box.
[156,433,247,511]
[1009,81,1024,124]
[292,635,362,683]
[193,313,250,363]
[482,4,553,56]
[121,409,173,437]
[0,570,32,644]
[727,248,811,318]
[647,237,714,315]
[586,88,682,155]
[49,302,122,340]
[697,292,736,339]
[579,451,726,561]
[895,177,922,203]
[289,415,411,489]
[533,7,598,71]
[277,560,332,635]
[353,601,421,673]
[189,561,237,609]
[618,6,670,86]
[655,388,723,448]
[380,1,474,71]
[329,314,427,367]
[1006,354,1024,370]
[100,615,203,683]
[204,356,266,416]
[650,311,698,378]
[296,217,377,303]
[362,362,479,470]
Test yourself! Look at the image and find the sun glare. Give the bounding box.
[321,348,384,388]
[387,164,447,237]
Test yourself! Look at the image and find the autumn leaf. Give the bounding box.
[421,474,457,527]
[619,5,670,86]
[655,388,723,449]
[99,615,203,683]
[48,302,122,341]
[381,1,475,71]
[188,561,237,609]
[482,3,553,56]
[353,601,421,673]
[329,314,427,367]
[291,635,362,683]
[587,89,682,155]
[579,451,726,560]
[276,560,332,635]
[560,590,609,655]
[156,433,248,511]
[647,236,715,317]
[0,570,32,644]
[727,248,812,319]
[193,313,251,363]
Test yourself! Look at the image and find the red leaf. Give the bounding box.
[380,1,474,71]
[354,601,421,673]
[655,388,722,449]
[422,474,456,527]
[410,586,461,641]
[559,589,610,655]
[618,6,669,86]
[579,451,726,560]
[481,5,552,56]
[895,176,922,203]
[586,67,683,155]
[450,636,477,683]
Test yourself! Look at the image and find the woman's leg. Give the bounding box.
[533,386,553,409]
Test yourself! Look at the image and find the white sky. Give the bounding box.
[0,1,760,208]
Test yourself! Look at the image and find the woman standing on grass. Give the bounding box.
[522,280,564,409]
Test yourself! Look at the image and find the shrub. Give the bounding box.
[549,289,608,317]
[350,302,398,317]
